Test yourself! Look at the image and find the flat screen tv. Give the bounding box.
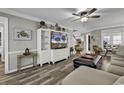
[51,31,68,49]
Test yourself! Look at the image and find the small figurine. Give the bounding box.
[23,48,31,55]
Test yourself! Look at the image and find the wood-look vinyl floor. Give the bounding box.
[0,62,4,77]
[0,55,76,85]
[0,55,111,85]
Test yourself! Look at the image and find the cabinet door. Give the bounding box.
[41,50,51,64]
[41,30,50,50]
[40,30,51,64]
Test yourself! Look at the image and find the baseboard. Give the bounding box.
[7,64,34,74]
[7,69,17,74]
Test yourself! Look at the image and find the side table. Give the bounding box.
[17,53,37,71]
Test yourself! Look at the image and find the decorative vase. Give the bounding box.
[23,48,31,55]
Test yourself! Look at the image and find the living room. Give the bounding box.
[0,8,124,85]
[1,0,124,93]
[1,7,124,86]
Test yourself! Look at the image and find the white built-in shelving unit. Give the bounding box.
[37,28,70,66]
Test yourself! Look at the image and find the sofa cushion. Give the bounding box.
[111,60,124,67]
[107,65,124,76]
[62,66,119,85]
[113,76,124,85]
[116,46,124,56]
[111,55,124,65]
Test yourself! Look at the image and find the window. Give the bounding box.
[102,29,123,49]
[103,36,110,44]
[113,35,122,45]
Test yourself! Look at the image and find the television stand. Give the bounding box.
[51,48,69,64]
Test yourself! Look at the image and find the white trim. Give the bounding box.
[7,69,17,73]
[0,16,9,74]
[7,64,33,73]
[8,49,37,54]
[101,30,104,49]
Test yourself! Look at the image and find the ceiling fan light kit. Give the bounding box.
[81,17,88,22]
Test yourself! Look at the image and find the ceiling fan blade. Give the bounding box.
[88,15,100,18]
[88,8,97,14]
[72,13,80,16]
[80,11,87,16]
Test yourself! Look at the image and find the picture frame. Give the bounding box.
[14,28,32,41]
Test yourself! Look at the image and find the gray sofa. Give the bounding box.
[106,46,124,76]
[62,66,124,85]
[62,46,124,85]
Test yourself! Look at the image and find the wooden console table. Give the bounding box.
[17,53,37,71]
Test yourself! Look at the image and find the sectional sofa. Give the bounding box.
[61,46,124,85]
[62,66,124,85]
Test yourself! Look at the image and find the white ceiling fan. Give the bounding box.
[72,8,100,22]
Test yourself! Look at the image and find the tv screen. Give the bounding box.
[51,31,68,49]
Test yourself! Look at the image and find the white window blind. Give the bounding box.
[113,34,122,45]
[103,36,110,44]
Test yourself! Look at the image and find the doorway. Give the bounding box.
[0,16,8,74]
[0,24,4,62]
[86,34,91,53]
[0,25,4,75]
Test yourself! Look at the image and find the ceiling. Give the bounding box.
[3,8,124,33]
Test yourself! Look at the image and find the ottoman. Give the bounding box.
[73,55,102,68]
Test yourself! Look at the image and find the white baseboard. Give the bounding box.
[7,69,17,74]
[7,64,34,74]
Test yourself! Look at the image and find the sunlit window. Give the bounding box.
[113,35,122,45]
[103,36,110,44]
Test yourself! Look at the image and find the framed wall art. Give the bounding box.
[14,28,32,41]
